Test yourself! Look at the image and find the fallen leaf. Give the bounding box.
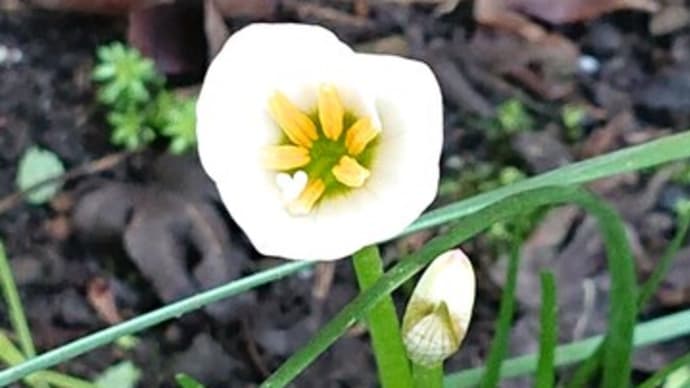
[467,28,578,100]
[95,361,141,388]
[87,277,123,324]
[26,0,165,13]
[72,154,245,322]
[502,0,658,24]
[128,2,207,79]
[211,0,276,19]
[175,373,206,388]
[204,0,230,59]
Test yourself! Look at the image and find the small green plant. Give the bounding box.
[496,99,533,135]
[561,104,586,141]
[93,42,197,154]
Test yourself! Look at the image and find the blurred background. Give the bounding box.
[2,0,690,386]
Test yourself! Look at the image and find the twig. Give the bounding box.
[0,151,131,215]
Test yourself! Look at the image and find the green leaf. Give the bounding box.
[444,308,690,386]
[175,373,206,388]
[536,271,557,388]
[480,242,520,388]
[15,147,65,205]
[95,361,141,388]
[638,352,690,388]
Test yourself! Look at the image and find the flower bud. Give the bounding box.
[402,249,476,367]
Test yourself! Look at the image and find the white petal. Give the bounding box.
[413,250,476,331]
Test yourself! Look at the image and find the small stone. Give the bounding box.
[578,55,600,74]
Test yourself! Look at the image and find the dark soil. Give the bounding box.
[2,1,690,387]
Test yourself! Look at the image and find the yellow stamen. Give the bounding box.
[288,179,326,215]
[345,117,379,155]
[262,145,311,170]
[332,156,371,188]
[318,85,345,140]
[268,92,318,148]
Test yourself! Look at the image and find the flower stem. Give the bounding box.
[0,240,36,357]
[352,245,413,388]
[412,362,442,388]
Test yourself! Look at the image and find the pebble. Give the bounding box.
[578,55,600,75]
[0,44,23,65]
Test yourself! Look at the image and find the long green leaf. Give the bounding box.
[260,186,636,387]
[0,260,312,385]
[638,351,690,388]
[352,246,413,388]
[567,207,690,386]
[639,209,690,307]
[0,240,36,357]
[444,308,690,386]
[0,332,95,388]
[408,131,690,234]
[480,243,521,388]
[536,272,557,388]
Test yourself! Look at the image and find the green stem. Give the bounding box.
[536,271,557,388]
[638,209,690,307]
[0,260,311,385]
[352,246,413,388]
[480,242,520,388]
[0,240,36,357]
[413,362,443,388]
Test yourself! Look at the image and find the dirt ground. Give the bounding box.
[3,1,690,387]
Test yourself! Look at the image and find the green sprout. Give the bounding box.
[561,104,586,141]
[107,108,156,151]
[159,96,197,155]
[93,42,161,107]
[496,99,533,135]
[93,42,197,153]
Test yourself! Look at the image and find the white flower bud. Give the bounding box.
[402,249,476,367]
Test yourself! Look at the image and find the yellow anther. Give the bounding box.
[318,85,345,140]
[345,117,379,155]
[268,92,318,148]
[288,179,326,215]
[262,145,311,170]
[332,156,370,188]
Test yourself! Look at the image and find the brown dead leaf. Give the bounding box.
[204,0,230,59]
[211,0,276,19]
[468,29,578,100]
[72,154,244,322]
[503,0,658,24]
[128,2,207,79]
[87,277,123,324]
[26,0,166,13]
[475,0,658,41]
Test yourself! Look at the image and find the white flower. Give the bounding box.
[196,23,443,260]
[402,249,475,367]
